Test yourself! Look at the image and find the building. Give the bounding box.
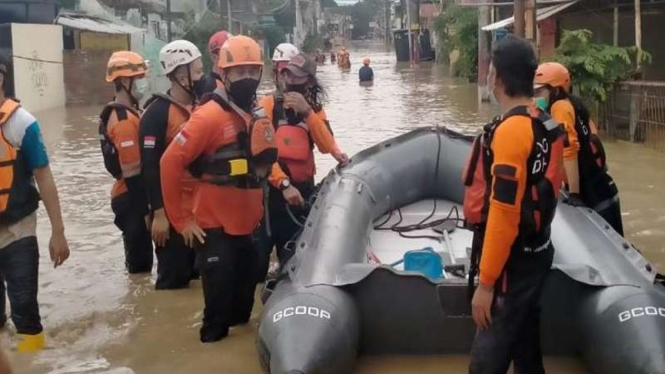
[0,0,58,24]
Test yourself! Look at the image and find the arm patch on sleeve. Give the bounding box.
[493,175,518,205]
[494,164,517,178]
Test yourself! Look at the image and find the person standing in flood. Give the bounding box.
[100,51,153,274]
[259,53,348,272]
[202,30,232,94]
[359,57,374,83]
[0,53,70,352]
[160,35,278,343]
[338,47,351,70]
[463,36,564,374]
[534,62,624,235]
[139,40,205,290]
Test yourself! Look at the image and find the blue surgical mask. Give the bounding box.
[132,78,149,101]
[534,97,549,111]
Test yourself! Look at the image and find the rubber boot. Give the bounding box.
[16,332,45,352]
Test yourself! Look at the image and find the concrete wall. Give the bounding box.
[11,23,65,112]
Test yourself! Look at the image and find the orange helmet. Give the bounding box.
[106,51,147,82]
[534,62,570,91]
[217,35,264,70]
[363,57,370,65]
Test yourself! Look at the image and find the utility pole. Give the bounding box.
[385,0,391,45]
[525,0,537,42]
[635,0,642,69]
[227,0,233,33]
[295,0,303,48]
[478,5,491,103]
[166,0,172,41]
[514,0,526,38]
[406,0,413,65]
[613,0,619,46]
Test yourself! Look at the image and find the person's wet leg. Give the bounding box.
[112,194,153,274]
[598,199,624,236]
[197,230,238,342]
[231,236,260,325]
[4,237,43,351]
[512,304,546,374]
[0,276,6,329]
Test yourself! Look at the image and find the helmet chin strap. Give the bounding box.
[173,66,196,104]
[122,77,139,110]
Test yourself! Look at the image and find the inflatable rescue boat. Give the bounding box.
[257,127,665,374]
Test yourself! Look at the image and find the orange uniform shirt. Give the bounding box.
[106,108,142,199]
[479,115,533,286]
[551,99,579,161]
[160,100,263,236]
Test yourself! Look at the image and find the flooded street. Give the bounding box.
[5,41,664,374]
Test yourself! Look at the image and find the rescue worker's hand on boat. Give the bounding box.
[283,185,305,206]
[333,150,349,167]
[182,220,206,248]
[151,208,171,247]
[283,92,312,115]
[564,192,586,207]
[471,283,494,330]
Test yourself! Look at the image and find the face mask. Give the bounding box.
[192,79,207,100]
[286,83,307,95]
[228,78,259,111]
[534,97,549,111]
[132,78,149,101]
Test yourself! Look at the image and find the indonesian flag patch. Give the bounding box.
[144,136,156,149]
[174,132,187,145]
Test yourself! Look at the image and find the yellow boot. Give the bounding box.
[16,332,45,352]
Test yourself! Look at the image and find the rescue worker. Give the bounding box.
[160,35,278,343]
[463,36,565,374]
[259,53,348,272]
[534,62,624,235]
[271,43,300,92]
[139,40,205,290]
[202,30,232,94]
[359,57,374,83]
[0,53,70,352]
[100,51,153,274]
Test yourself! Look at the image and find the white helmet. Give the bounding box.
[272,43,299,62]
[159,40,202,76]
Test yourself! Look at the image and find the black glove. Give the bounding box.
[564,193,586,207]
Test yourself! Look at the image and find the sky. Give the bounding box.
[335,0,361,5]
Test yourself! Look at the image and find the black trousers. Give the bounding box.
[469,243,554,374]
[266,180,315,268]
[0,237,41,335]
[581,172,624,236]
[155,228,197,290]
[111,193,153,274]
[197,229,261,343]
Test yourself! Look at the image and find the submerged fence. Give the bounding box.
[602,81,665,152]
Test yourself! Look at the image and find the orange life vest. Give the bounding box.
[271,94,316,183]
[463,106,564,236]
[189,88,278,188]
[0,100,40,225]
[99,102,142,180]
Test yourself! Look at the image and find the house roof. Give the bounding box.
[56,12,146,34]
[482,0,579,31]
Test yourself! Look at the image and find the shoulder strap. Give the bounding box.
[0,99,21,127]
[149,93,191,117]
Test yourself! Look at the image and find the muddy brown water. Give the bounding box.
[4,41,664,374]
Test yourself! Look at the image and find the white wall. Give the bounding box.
[12,24,66,112]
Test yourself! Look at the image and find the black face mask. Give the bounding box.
[228,78,259,112]
[286,83,307,95]
[192,79,207,99]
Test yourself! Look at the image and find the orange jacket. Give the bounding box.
[106,107,142,199]
[260,95,340,187]
[551,99,579,161]
[479,115,533,286]
[160,100,263,236]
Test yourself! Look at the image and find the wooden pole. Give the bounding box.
[514,0,526,37]
[635,0,642,68]
[525,0,537,41]
[613,0,619,46]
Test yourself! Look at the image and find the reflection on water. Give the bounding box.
[5,41,664,374]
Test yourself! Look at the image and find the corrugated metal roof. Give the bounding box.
[56,13,146,34]
[482,0,579,31]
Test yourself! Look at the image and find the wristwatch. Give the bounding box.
[279,178,291,191]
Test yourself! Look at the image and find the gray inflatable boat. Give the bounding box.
[257,127,665,374]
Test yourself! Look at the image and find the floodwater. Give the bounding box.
[5,41,664,374]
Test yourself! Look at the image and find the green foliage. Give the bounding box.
[271,0,295,32]
[431,2,478,80]
[349,2,375,39]
[302,34,325,53]
[182,12,223,72]
[553,29,651,103]
[252,24,287,54]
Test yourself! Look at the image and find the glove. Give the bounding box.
[564,193,586,207]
